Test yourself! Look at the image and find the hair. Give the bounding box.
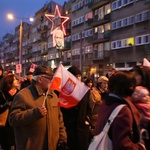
[131,65,150,90]
[84,78,93,86]
[0,74,15,92]
[108,71,136,97]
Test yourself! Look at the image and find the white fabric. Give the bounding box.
[88,104,126,150]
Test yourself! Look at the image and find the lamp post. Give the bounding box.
[7,14,34,76]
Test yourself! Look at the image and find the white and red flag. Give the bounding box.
[143,58,150,67]
[50,64,89,108]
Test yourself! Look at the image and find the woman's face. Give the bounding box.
[12,77,19,88]
[87,82,93,88]
[134,72,142,86]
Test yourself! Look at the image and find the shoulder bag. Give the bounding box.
[88,104,126,150]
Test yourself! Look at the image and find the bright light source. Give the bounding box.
[7,14,14,20]
[29,17,34,22]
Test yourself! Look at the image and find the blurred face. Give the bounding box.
[133,72,142,85]
[38,75,52,91]
[12,77,19,88]
[75,74,81,81]
[87,82,93,88]
[27,74,33,82]
[55,31,63,48]
[99,81,108,92]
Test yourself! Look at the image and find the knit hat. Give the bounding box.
[67,66,81,76]
[34,66,53,77]
[26,71,33,75]
[98,76,109,83]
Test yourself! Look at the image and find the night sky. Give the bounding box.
[0,0,66,40]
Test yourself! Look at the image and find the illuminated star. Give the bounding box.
[45,5,69,35]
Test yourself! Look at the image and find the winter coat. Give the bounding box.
[95,93,146,150]
[0,90,17,148]
[9,83,67,150]
[61,90,91,150]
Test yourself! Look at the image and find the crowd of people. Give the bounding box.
[0,63,150,150]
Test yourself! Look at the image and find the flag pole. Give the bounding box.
[43,84,50,106]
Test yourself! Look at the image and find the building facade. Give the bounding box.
[0,0,150,79]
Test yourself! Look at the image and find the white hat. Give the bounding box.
[98,76,109,83]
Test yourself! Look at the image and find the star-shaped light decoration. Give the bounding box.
[45,5,69,35]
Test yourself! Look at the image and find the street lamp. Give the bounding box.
[7,13,34,76]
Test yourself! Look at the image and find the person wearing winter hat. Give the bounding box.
[20,71,33,89]
[9,65,67,150]
[60,65,92,150]
[67,65,82,81]
[89,76,109,134]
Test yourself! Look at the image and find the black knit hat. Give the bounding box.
[26,71,33,75]
[67,66,81,76]
[34,66,53,76]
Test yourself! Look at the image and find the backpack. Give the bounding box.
[88,104,126,150]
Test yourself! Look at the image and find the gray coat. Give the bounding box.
[9,83,67,150]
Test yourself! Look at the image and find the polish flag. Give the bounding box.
[143,58,150,67]
[50,64,89,108]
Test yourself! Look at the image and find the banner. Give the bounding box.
[50,64,89,108]
[29,63,37,72]
[16,64,22,73]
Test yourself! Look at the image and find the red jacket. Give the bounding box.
[95,94,145,150]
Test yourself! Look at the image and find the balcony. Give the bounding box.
[88,0,110,10]
[40,35,48,42]
[145,44,150,54]
[37,25,48,33]
[88,13,110,27]
[64,41,71,50]
[88,30,110,44]
[41,49,48,55]
[65,29,71,36]
[92,50,110,60]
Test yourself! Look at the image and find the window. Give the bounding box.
[117,20,122,28]
[112,1,117,11]
[136,13,143,22]
[117,0,122,8]
[112,22,117,30]
[98,44,104,59]
[136,34,150,45]
[122,18,128,26]
[128,16,134,25]
[122,0,128,6]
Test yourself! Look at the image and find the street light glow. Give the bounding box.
[7,13,34,77]
[7,13,34,22]
[7,14,14,20]
[29,17,34,22]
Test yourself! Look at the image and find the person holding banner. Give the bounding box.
[60,65,91,150]
[9,65,68,150]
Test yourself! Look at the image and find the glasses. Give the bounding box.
[40,75,53,80]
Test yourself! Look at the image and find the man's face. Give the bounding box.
[55,32,63,47]
[27,74,33,82]
[38,75,52,91]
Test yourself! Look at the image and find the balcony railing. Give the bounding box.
[88,30,110,44]
[88,0,110,10]
[88,13,110,27]
[37,25,48,33]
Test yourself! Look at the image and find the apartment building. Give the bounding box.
[0,0,150,77]
[110,0,150,70]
